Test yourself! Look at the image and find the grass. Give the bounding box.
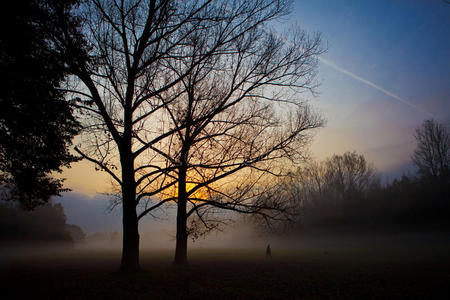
[2,246,450,299]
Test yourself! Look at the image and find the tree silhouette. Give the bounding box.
[145,24,323,264]
[412,119,450,179]
[0,201,84,243]
[253,152,379,232]
[56,0,323,271]
[322,152,379,202]
[0,0,82,209]
[260,149,450,234]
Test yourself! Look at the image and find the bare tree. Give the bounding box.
[251,152,379,233]
[54,0,322,271]
[290,152,378,207]
[412,119,450,179]
[137,18,324,264]
[322,152,379,202]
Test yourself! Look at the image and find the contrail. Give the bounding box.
[263,26,434,117]
[318,57,435,117]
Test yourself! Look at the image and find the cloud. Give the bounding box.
[318,57,435,118]
[263,25,434,118]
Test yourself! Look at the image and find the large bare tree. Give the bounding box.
[57,0,322,271]
[141,23,324,264]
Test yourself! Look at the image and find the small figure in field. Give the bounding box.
[266,244,272,258]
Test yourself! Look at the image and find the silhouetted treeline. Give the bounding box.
[0,201,85,244]
[299,174,449,233]
[273,149,450,234]
[255,120,450,234]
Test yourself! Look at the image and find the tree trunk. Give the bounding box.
[174,165,188,265]
[119,151,140,272]
[120,195,140,272]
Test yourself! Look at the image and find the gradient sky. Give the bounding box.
[58,0,450,233]
[290,0,450,177]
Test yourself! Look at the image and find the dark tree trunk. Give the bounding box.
[174,165,188,265]
[119,150,140,272]
[120,195,140,271]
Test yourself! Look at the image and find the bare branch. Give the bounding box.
[74,146,122,185]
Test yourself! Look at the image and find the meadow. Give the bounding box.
[2,241,450,299]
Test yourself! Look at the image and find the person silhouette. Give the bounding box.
[266,244,272,258]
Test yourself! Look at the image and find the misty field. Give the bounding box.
[2,243,450,299]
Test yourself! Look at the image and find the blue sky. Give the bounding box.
[285,0,450,178]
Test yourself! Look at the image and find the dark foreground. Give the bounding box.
[2,245,450,299]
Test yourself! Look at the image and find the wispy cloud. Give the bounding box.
[264,26,434,118]
[318,57,434,117]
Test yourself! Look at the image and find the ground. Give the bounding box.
[1,244,450,299]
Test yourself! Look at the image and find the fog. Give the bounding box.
[3,180,449,259]
[3,187,450,254]
[3,221,449,265]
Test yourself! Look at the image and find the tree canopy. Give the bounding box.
[0,0,84,209]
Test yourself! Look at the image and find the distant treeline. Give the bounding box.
[0,202,85,244]
[298,169,450,233]
[261,119,450,234]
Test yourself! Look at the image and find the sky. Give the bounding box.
[58,0,450,234]
[290,0,450,177]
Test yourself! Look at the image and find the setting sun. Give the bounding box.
[169,181,209,202]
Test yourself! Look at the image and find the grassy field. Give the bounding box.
[2,245,450,299]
